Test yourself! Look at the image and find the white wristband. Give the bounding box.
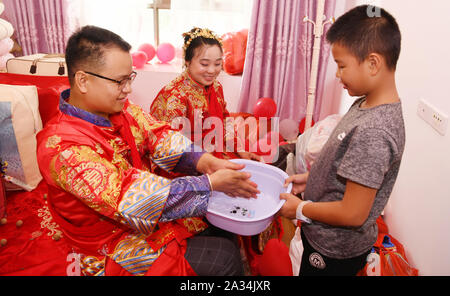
[296,200,312,224]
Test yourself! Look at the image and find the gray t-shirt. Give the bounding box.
[302,97,405,259]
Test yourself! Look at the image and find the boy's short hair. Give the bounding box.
[65,25,132,85]
[326,5,401,70]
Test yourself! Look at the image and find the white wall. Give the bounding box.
[380,0,450,276]
[332,0,450,275]
[129,60,242,113]
[318,0,353,120]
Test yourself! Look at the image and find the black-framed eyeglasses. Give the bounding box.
[84,71,137,90]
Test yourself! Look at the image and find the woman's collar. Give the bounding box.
[183,70,211,92]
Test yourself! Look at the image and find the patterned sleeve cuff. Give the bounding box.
[173,144,206,175]
[159,174,211,222]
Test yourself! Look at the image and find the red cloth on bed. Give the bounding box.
[0,181,71,275]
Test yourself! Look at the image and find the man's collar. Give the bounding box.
[59,89,112,127]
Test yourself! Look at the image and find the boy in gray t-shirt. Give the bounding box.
[279,5,405,275]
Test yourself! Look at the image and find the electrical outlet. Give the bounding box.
[417,99,448,136]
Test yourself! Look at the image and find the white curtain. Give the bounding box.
[67,0,150,50]
[168,0,253,46]
[69,0,253,50]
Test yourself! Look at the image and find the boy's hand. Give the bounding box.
[278,193,302,220]
[209,169,260,198]
[284,172,309,195]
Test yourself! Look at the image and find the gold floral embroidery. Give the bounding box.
[95,143,104,155]
[181,217,208,233]
[37,202,63,238]
[108,138,132,171]
[55,146,122,212]
[130,126,144,147]
[167,95,188,116]
[127,103,168,132]
[46,135,62,150]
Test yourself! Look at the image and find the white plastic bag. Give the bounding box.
[294,127,314,174]
[289,227,303,276]
[295,114,342,174]
[305,114,342,168]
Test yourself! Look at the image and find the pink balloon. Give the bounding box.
[156,43,175,63]
[279,118,299,141]
[132,51,147,69]
[253,97,277,118]
[138,43,156,62]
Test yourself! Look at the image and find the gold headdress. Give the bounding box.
[182,27,222,52]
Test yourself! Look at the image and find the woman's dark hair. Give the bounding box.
[65,25,132,85]
[183,27,223,62]
[326,5,401,70]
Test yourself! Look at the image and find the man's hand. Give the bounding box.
[209,169,260,198]
[284,172,309,195]
[196,153,245,175]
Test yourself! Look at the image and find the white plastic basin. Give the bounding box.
[206,159,292,236]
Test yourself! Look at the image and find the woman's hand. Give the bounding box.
[209,169,260,198]
[236,151,262,162]
[284,172,309,195]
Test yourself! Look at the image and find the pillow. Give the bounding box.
[0,73,70,126]
[0,84,43,191]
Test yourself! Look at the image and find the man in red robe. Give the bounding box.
[36,25,259,276]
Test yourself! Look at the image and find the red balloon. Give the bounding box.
[253,97,277,118]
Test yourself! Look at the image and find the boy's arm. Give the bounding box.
[280,179,376,227]
[304,180,376,227]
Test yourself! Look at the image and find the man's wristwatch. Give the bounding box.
[296,200,312,224]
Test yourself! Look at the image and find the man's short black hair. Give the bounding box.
[326,5,401,70]
[65,25,132,85]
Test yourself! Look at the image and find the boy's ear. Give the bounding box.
[74,71,89,93]
[367,53,382,75]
